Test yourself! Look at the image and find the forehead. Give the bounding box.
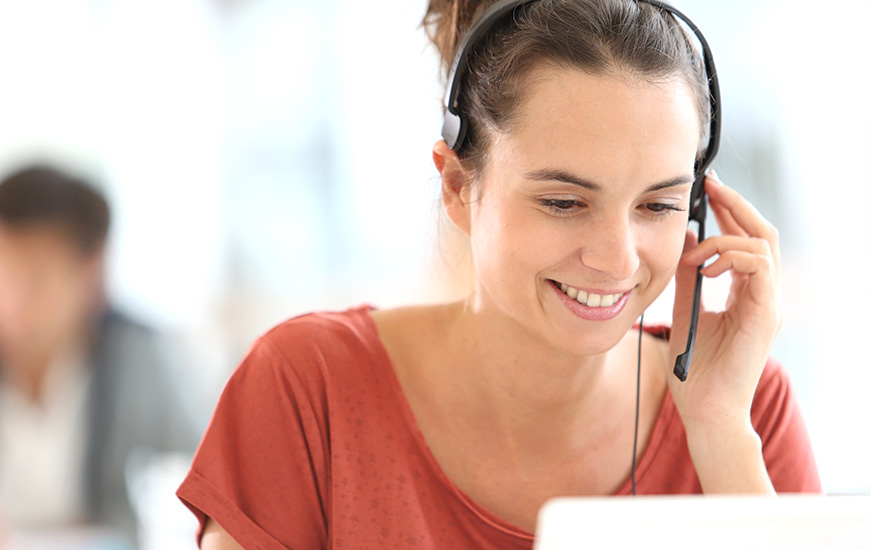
[487,66,700,188]
[0,224,87,270]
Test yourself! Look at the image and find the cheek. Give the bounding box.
[637,217,687,286]
[29,269,90,331]
[468,196,546,287]
[649,222,688,279]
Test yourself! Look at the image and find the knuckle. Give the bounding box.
[763,222,780,243]
[771,301,785,333]
[750,237,771,254]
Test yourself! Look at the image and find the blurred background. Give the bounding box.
[0,0,867,546]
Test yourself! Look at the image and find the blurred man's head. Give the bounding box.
[0,165,110,369]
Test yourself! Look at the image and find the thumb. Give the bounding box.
[672,230,702,341]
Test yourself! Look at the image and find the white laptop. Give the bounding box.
[534,494,870,550]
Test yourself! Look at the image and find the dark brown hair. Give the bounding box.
[0,165,110,255]
[423,0,710,174]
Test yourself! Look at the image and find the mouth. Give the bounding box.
[548,279,629,308]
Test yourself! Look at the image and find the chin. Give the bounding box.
[556,322,633,358]
[525,307,633,359]
[541,292,652,357]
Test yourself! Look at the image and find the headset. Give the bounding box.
[441,0,722,383]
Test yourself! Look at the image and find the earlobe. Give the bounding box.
[433,140,473,236]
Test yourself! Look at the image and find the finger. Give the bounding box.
[674,231,705,320]
[701,250,781,327]
[708,195,747,238]
[705,174,779,244]
[682,235,774,272]
[704,173,781,276]
[701,249,775,280]
[706,173,747,237]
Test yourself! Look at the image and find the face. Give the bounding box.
[446,67,700,356]
[0,225,103,364]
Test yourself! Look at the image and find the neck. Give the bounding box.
[2,352,53,403]
[0,329,91,404]
[440,299,638,445]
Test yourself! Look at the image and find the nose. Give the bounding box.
[578,213,640,282]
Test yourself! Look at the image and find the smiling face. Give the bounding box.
[444,66,701,356]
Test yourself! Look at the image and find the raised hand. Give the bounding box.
[668,171,781,493]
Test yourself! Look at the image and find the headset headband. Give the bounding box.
[441,0,721,181]
[441,0,539,151]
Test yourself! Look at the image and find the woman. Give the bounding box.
[178,1,820,547]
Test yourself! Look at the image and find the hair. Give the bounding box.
[423,0,711,176]
[0,164,110,255]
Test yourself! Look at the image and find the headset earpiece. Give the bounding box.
[441,110,464,151]
[441,0,539,152]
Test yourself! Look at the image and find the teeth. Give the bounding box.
[556,282,624,308]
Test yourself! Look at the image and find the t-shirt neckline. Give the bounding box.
[352,305,676,540]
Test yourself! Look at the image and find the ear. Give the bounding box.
[83,243,108,309]
[433,140,474,236]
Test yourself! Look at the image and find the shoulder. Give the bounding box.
[750,356,795,422]
[749,357,821,492]
[255,304,382,365]
[640,323,671,340]
[263,304,376,343]
[94,307,158,350]
[92,307,182,377]
[90,306,174,382]
[228,305,388,402]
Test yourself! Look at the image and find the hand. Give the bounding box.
[668,171,782,434]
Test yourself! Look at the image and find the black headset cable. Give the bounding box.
[631,314,644,496]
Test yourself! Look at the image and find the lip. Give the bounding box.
[548,280,631,321]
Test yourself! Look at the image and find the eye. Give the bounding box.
[539,198,585,216]
[543,199,577,210]
[641,202,686,218]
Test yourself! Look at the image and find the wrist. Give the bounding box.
[684,420,775,495]
[683,416,756,443]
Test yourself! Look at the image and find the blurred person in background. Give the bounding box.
[0,164,201,543]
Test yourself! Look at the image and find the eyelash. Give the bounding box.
[538,199,686,218]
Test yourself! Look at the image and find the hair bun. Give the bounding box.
[422,0,492,77]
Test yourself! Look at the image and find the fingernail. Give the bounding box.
[707,169,723,185]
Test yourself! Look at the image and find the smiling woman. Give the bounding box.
[177,1,820,548]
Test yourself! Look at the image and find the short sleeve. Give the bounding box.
[750,358,822,493]
[177,332,331,550]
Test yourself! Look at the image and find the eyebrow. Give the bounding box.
[525,168,695,193]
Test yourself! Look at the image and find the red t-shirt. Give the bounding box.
[177,306,820,549]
